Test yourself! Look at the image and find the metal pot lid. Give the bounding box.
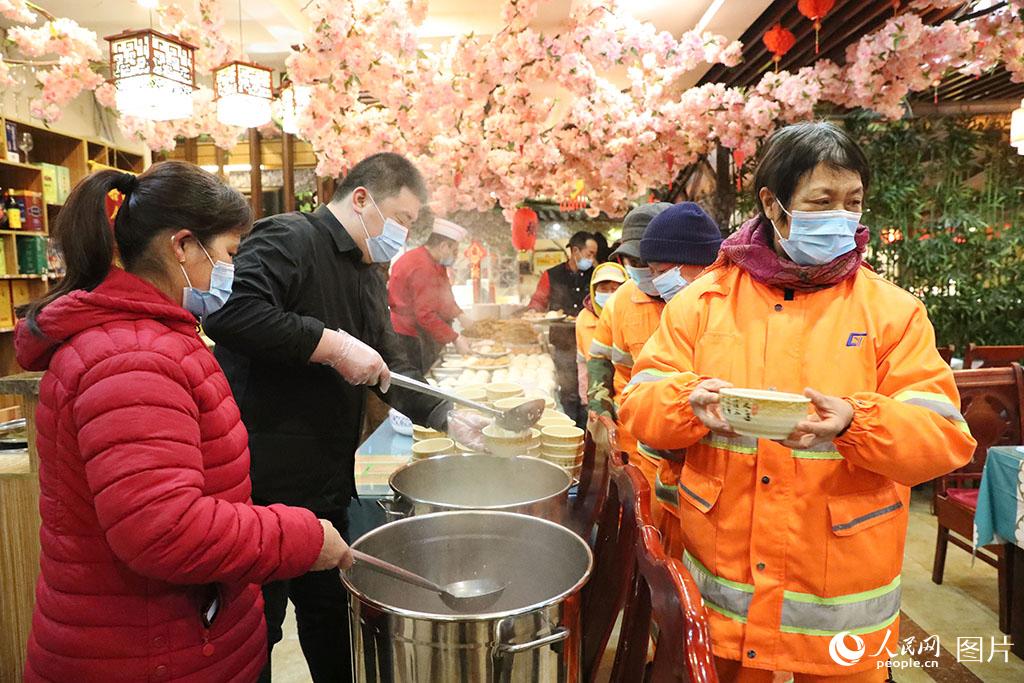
[388,454,571,510]
[342,511,592,621]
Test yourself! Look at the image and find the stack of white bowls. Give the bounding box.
[539,425,585,479]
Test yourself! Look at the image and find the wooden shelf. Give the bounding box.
[0,230,48,238]
[0,115,148,377]
[0,160,41,174]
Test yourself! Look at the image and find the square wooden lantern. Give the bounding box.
[214,60,274,129]
[105,28,196,121]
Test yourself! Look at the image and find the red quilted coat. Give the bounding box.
[15,268,325,682]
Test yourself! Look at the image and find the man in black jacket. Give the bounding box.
[205,153,451,683]
[526,230,597,426]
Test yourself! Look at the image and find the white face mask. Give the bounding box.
[358,193,408,263]
[772,198,861,266]
[178,238,234,321]
[651,266,689,302]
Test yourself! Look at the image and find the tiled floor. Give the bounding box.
[271,489,1024,681]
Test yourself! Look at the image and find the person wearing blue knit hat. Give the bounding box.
[640,201,724,303]
[626,201,723,558]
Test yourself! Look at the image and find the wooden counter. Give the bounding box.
[0,372,42,682]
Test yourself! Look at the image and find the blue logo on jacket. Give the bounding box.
[846,332,867,348]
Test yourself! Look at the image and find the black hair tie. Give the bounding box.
[113,172,137,197]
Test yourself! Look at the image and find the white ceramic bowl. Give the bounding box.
[718,388,811,440]
[411,437,455,460]
[486,382,524,402]
[413,425,446,442]
[540,425,585,446]
[482,425,538,457]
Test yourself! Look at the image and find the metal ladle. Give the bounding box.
[351,549,507,611]
[389,372,546,432]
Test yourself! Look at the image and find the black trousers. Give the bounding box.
[397,331,444,375]
[258,506,351,683]
[552,346,586,428]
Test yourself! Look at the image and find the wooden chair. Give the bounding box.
[937,344,955,365]
[567,412,617,544]
[932,363,1024,633]
[581,433,635,683]
[963,344,1024,369]
[609,464,717,683]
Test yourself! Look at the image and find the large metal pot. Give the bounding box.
[379,454,571,524]
[343,511,592,682]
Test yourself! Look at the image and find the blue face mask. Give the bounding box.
[773,199,861,266]
[439,255,455,267]
[651,266,689,302]
[594,291,612,309]
[576,257,594,271]
[359,193,409,263]
[626,265,659,297]
[180,240,234,321]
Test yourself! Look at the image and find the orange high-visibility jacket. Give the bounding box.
[619,263,975,676]
[587,279,682,515]
[575,306,599,405]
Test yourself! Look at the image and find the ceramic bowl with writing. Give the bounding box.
[718,388,811,441]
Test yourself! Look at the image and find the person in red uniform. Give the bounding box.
[388,217,471,372]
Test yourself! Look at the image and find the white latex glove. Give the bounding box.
[312,329,391,392]
[447,409,492,452]
[453,335,472,355]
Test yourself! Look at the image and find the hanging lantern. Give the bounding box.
[105,29,196,121]
[763,24,796,72]
[1011,98,1024,155]
[797,0,836,54]
[214,60,274,128]
[732,149,746,192]
[277,80,312,135]
[511,207,538,251]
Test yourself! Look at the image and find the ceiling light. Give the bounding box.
[696,0,727,32]
[106,28,196,121]
[215,61,275,128]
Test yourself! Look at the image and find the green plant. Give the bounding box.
[845,114,1024,348]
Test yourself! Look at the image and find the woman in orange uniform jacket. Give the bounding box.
[575,262,627,407]
[619,122,976,682]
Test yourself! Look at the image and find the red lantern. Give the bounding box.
[798,0,836,54]
[732,149,746,192]
[511,207,538,251]
[763,24,796,71]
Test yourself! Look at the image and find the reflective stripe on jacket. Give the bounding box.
[618,263,975,675]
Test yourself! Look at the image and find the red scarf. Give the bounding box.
[710,215,869,292]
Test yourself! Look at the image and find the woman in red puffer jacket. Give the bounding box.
[16,161,353,683]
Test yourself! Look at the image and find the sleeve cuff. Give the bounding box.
[835,396,870,448]
[426,400,452,431]
[298,316,327,363]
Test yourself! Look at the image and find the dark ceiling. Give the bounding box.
[699,0,1021,105]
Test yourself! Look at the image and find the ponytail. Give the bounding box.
[21,160,251,327]
[23,170,124,324]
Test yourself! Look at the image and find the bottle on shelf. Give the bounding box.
[3,191,22,230]
[0,189,7,230]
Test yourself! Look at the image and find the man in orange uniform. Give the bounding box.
[618,122,976,681]
[388,218,470,372]
[575,262,627,410]
[588,202,722,546]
